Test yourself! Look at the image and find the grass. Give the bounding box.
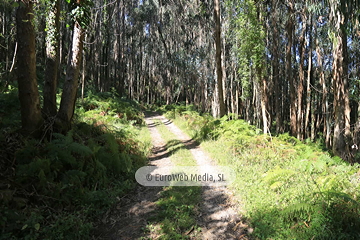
[134,123,153,158]
[144,118,202,239]
[165,106,360,240]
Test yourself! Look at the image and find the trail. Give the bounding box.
[153,114,251,239]
[95,112,252,239]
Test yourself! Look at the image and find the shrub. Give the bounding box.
[0,91,149,239]
[168,108,360,239]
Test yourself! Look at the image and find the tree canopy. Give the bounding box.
[1,0,360,160]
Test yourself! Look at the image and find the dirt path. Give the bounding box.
[93,113,171,239]
[95,112,252,239]
[154,114,252,240]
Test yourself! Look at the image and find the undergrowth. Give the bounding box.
[0,90,151,239]
[164,104,360,240]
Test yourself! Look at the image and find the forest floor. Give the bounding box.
[94,112,253,239]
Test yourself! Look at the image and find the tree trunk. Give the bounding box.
[297,13,306,140]
[304,18,312,140]
[213,0,225,118]
[315,25,330,147]
[272,0,281,133]
[16,0,43,136]
[330,3,351,158]
[260,75,268,134]
[43,0,60,117]
[57,19,85,131]
[286,2,296,136]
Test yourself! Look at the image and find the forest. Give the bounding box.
[1,0,360,239]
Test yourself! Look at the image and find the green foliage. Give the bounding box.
[0,86,21,128]
[0,91,149,239]
[226,0,266,97]
[78,91,144,125]
[170,108,360,239]
[164,104,220,141]
[67,0,93,29]
[263,167,297,191]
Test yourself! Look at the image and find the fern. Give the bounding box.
[16,158,51,183]
[263,167,296,191]
[283,202,316,221]
[46,131,92,170]
[322,191,359,206]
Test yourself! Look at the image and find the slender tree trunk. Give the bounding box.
[16,0,43,136]
[81,45,86,101]
[331,9,351,158]
[236,81,239,117]
[272,0,281,133]
[304,17,312,140]
[43,0,60,117]
[297,13,306,140]
[260,75,268,134]
[230,67,235,115]
[286,2,296,136]
[318,50,330,147]
[222,29,227,114]
[213,0,225,118]
[57,16,85,131]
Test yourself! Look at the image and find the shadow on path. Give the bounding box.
[148,139,200,163]
[153,112,253,239]
[94,112,253,239]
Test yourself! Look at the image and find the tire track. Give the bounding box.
[94,113,174,239]
[95,112,252,239]
[155,114,252,240]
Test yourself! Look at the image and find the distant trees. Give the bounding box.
[3,0,360,160]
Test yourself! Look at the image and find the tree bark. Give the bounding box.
[297,13,307,140]
[57,19,85,131]
[213,0,226,118]
[272,0,282,133]
[304,16,312,140]
[16,0,43,136]
[260,75,268,134]
[316,37,330,147]
[332,29,351,157]
[330,2,351,158]
[286,2,296,136]
[43,0,60,117]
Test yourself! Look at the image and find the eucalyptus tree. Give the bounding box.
[213,0,226,118]
[270,0,282,133]
[16,0,43,136]
[43,0,60,117]
[284,0,296,137]
[57,0,92,131]
[328,0,358,158]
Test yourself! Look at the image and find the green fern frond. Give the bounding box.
[283,202,316,220]
[322,191,359,206]
[263,167,296,185]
